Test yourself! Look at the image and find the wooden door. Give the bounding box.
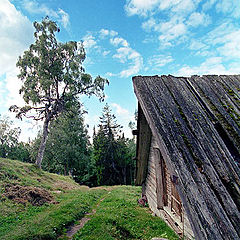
[154,148,168,209]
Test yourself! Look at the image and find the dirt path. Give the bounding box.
[63,193,109,239]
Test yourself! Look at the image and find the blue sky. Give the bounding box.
[1,0,240,141]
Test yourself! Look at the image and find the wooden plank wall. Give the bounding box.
[145,136,194,239]
[135,105,152,186]
[145,136,173,211]
[133,75,240,240]
[145,136,159,208]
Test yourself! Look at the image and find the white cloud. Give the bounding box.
[119,54,143,78]
[158,18,187,46]
[82,29,143,78]
[142,15,188,46]
[83,35,97,50]
[0,0,34,110]
[23,0,70,28]
[0,1,43,142]
[113,47,131,63]
[99,29,118,38]
[126,0,240,50]
[217,30,240,59]
[170,0,196,16]
[125,0,198,17]
[102,50,110,56]
[3,70,42,142]
[58,9,70,28]
[142,18,156,31]
[227,62,240,74]
[99,29,109,37]
[202,0,217,11]
[216,0,240,18]
[111,44,143,78]
[105,72,117,77]
[189,39,207,51]
[202,0,240,18]
[125,0,160,17]
[125,0,214,48]
[0,0,34,75]
[147,55,173,70]
[187,12,211,27]
[23,0,58,17]
[110,37,129,47]
[102,33,143,78]
[111,103,129,116]
[196,22,240,60]
[116,47,143,78]
[176,57,230,76]
[205,21,235,45]
[5,70,25,108]
[158,0,180,11]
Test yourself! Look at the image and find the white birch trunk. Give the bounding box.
[35,119,49,168]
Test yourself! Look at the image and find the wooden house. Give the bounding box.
[133,75,240,240]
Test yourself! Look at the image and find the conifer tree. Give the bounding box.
[92,104,135,185]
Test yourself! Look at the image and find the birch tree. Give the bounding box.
[10,17,108,168]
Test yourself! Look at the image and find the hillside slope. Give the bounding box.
[0,158,107,240]
[0,158,177,240]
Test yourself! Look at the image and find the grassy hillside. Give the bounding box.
[0,158,177,240]
[0,158,107,240]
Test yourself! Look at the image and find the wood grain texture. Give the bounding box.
[133,75,240,240]
[135,105,152,185]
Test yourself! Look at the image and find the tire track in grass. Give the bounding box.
[63,191,111,239]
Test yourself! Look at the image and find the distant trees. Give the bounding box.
[10,17,108,168]
[0,115,31,162]
[92,104,135,186]
[1,104,136,186]
[30,103,136,186]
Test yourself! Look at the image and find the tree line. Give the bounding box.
[0,103,136,186]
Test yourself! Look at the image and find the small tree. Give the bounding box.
[10,17,108,168]
[0,115,21,158]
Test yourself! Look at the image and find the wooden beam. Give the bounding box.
[135,104,152,186]
[154,148,168,209]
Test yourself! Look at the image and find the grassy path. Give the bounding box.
[64,195,109,239]
[71,186,178,240]
[0,187,107,240]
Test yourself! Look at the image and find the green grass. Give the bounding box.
[0,158,107,240]
[0,159,177,240]
[0,158,80,191]
[73,186,178,240]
